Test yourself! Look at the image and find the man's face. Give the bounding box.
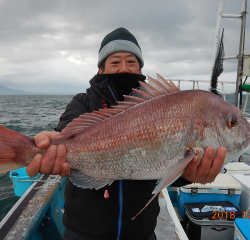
[99,52,142,75]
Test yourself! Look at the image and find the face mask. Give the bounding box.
[97,73,146,100]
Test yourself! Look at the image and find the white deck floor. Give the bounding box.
[156,189,188,240]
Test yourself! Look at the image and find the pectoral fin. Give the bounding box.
[132,149,196,220]
[69,169,113,190]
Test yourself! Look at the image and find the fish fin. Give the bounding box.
[51,74,180,144]
[156,74,180,92]
[91,111,109,118]
[99,109,119,116]
[0,125,30,173]
[123,95,146,103]
[0,163,26,174]
[51,109,131,144]
[50,113,106,144]
[147,74,179,94]
[148,76,169,94]
[69,169,113,190]
[152,172,183,195]
[132,149,196,220]
[132,88,154,100]
[116,101,137,107]
[129,75,179,101]
[139,81,162,96]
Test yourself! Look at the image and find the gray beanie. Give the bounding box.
[98,27,144,68]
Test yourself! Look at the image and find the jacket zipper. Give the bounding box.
[106,84,123,240]
[107,84,117,101]
[116,180,123,240]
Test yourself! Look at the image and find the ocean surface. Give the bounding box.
[0,93,249,222]
[0,95,73,222]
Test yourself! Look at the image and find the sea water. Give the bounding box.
[0,93,249,222]
[0,95,73,221]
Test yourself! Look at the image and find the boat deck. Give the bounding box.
[0,175,66,240]
[156,189,188,240]
[0,177,188,240]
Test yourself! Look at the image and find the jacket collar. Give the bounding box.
[89,73,146,106]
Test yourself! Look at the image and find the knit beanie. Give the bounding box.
[98,27,144,68]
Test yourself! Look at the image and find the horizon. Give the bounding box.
[0,0,249,94]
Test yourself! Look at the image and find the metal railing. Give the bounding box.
[167,79,236,101]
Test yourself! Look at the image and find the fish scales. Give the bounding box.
[61,90,208,180]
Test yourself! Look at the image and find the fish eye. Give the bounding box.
[228,116,237,127]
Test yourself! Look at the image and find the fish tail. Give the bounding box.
[0,125,35,173]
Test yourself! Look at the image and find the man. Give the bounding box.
[27,28,226,240]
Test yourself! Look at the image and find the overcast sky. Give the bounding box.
[0,0,249,93]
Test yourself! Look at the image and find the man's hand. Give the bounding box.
[182,146,226,184]
[26,131,70,178]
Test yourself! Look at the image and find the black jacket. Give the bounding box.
[55,74,191,240]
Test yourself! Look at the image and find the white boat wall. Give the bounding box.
[0,175,66,240]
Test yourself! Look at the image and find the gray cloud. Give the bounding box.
[0,0,249,93]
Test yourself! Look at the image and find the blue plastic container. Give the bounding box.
[167,186,178,207]
[234,218,250,240]
[9,167,40,197]
[177,174,242,218]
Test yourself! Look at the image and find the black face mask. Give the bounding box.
[96,73,146,100]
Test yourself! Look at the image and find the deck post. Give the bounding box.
[211,0,225,78]
[235,0,247,108]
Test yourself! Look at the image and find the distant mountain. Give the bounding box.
[0,84,28,94]
[0,84,70,95]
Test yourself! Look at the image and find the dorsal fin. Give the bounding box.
[116,101,138,107]
[123,95,146,103]
[132,88,154,100]
[139,81,162,96]
[50,74,179,144]
[94,110,114,117]
[156,73,180,92]
[148,76,169,94]
[129,74,180,101]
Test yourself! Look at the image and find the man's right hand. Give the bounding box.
[26,131,70,178]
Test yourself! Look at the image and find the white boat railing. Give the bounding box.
[166,78,236,99]
[164,78,250,122]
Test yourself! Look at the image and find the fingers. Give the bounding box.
[39,144,68,175]
[60,163,70,178]
[182,146,226,184]
[27,144,69,177]
[39,145,58,173]
[34,131,61,149]
[202,147,226,183]
[181,156,199,182]
[195,146,215,184]
[26,154,43,177]
[34,131,51,149]
[50,145,67,174]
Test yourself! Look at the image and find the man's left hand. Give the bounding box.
[182,146,226,184]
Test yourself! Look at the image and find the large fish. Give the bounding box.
[1,74,250,219]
